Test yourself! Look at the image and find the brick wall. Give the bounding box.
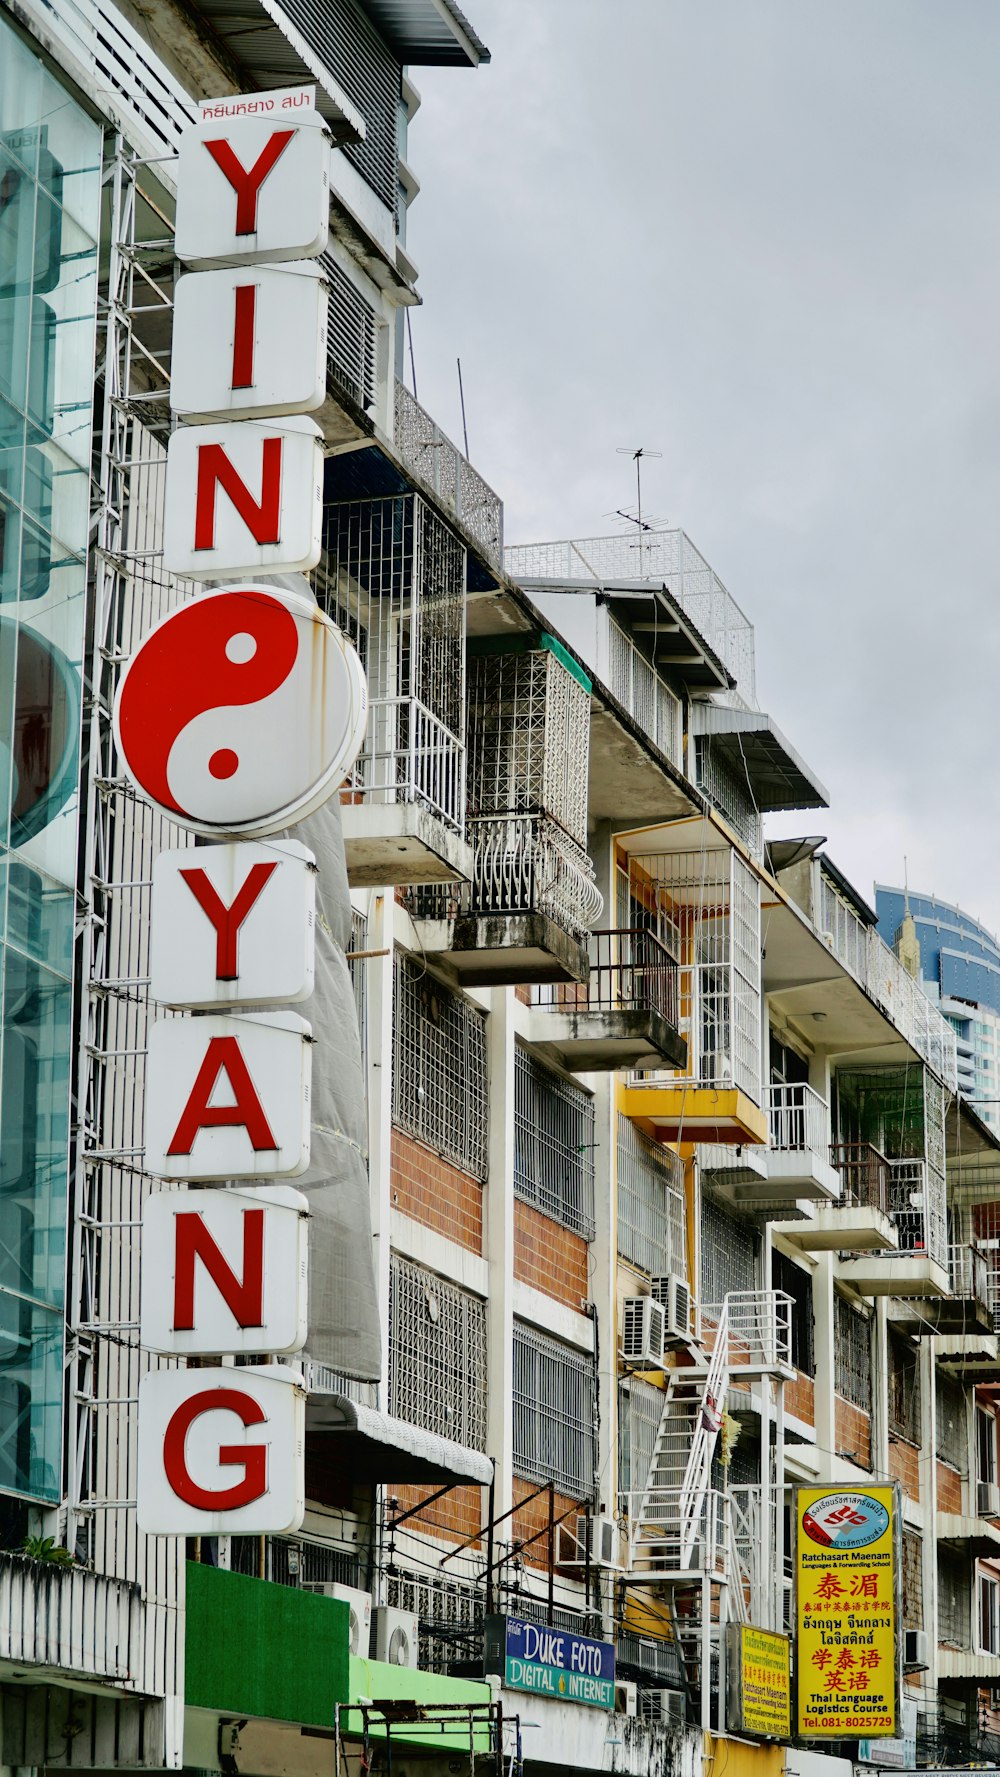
[391,1128,483,1254]
[512,1476,584,1572]
[889,1437,920,1501]
[835,1396,872,1469]
[513,1198,590,1309]
[786,1371,815,1426]
[392,1482,485,1546]
[937,1460,964,1514]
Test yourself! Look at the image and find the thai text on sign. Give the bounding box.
[796,1486,899,1739]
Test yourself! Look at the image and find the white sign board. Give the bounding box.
[150,840,315,1009]
[140,1184,309,1356]
[198,85,316,123]
[137,1365,305,1534]
[163,416,322,578]
[112,584,367,839]
[144,1011,312,1181]
[171,263,329,423]
[174,110,330,267]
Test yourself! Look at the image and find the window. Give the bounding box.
[834,1295,873,1413]
[902,1530,923,1630]
[513,1323,596,1498]
[772,1250,814,1376]
[888,1331,920,1442]
[938,1547,971,1650]
[700,1197,758,1305]
[978,1571,999,1656]
[392,953,488,1178]
[977,1408,997,1508]
[514,1048,595,1239]
[617,1117,686,1278]
[936,1371,969,1476]
[389,1255,487,1451]
[618,1376,662,1496]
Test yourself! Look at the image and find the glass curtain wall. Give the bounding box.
[0,21,101,1500]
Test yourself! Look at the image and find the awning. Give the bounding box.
[358,0,490,64]
[306,1395,493,1486]
[192,0,367,137]
[688,705,829,812]
[937,1512,1000,1556]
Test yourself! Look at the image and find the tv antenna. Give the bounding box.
[615,446,663,538]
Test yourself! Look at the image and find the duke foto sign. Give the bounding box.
[117,87,367,1537]
[484,1616,616,1710]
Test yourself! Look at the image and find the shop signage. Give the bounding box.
[484,1616,615,1710]
[126,87,365,1537]
[725,1623,791,1739]
[796,1485,900,1739]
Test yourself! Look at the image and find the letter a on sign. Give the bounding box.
[137,1366,305,1535]
[163,417,322,578]
[149,840,315,1009]
[140,1185,309,1356]
[144,1011,312,1181]
[173,110,331,267]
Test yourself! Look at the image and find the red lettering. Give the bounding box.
[163,1386,267,1509]
[194,436,282,551]
[167,1035,278,1155]
[179,860,278,979]
[231,282,257,389]
[172,1206,265,1330]
[203,130,294,235]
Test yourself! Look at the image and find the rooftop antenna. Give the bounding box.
[457,356,470,458]
[903,856,909,916]
[615,446,663,555]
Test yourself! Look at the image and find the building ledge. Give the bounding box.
[341,803,472,887]
[618,1083,768,1146]
[937,1512,1000,1555]
[524,1005,687,1073]
[934,1331,1000,1377]
[440,912,590,987]
[937,1647,1000,1682]
[0,1555,144,1688]
[764,1149,842,1202]
[835,1252,950,1298]
[772,1203,899,1252]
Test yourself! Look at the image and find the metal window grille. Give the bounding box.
[771,1250,814,1377]
[936,1371,969,1475]
[902,1530,923,1631]
[466,648,590,846]
[466,813,602,939]
[700,1197,758,1303]
[386,1569,484,1674]
[606,618,683,767]
[393,382,503,568]
[349,907,368,1071]
[888,1331,920,1441]
[279,0,401,215]
[833,1065,947,1264]
[389,1254,487,1451]
[513,1322,596,1498]
[391,953,488,1180]
[229,1537,362,1590]
[618,1377,663,1495]
[318,494,467,830]
[693,736,763,859]
[620,846,761,1105]
[834,1295,873,1412]
[514,1047,595,1239]
[616,1115,686,1278]
[819,873,869,982]
[320,254,379,413]
[938,1547,971,1650]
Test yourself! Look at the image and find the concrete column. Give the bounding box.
[365,886,396,1401]
[485,983,516,1515]
[872,1297,890,1480]
[919,1339,939,1690]
[812,1252,837,1462]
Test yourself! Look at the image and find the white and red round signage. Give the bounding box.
[112,583,367,838]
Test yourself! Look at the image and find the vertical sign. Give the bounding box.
[796,1486,900,1739]
[726,1623,791,1739]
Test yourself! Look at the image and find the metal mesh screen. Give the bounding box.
[514,1047,595,1239]
[618,1376,662,1495]
[833,1065,947,1263]
[513,1322,596,1498]
[386,1569,484,1674]
[834,1295,873,1412]
[389,1254,487,1451]
[606,618,682,767]
[392,953,488,1180]
[693,736,763,859]
[616,1116,686,1278]
[700,1197,758,1302]
[936,1371,968,1474]
[465,649,589,847]
[902,1530,923,1630]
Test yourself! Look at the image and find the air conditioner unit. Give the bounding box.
[903,1628,929,1672]
[651,1274,694,1343]
[562,1514,619,1569]
[373,1605,419,1669]
[978,1480,1000,1518]
[640,1687,686,1725]
[621,1296,666,1366]
[615,1680,638,1716]
[303,1583,372,1659]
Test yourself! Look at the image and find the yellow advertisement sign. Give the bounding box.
[796,1486,899,1739]
[727,1623,791,1738]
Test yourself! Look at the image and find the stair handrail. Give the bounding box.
[678,1296,730,1563]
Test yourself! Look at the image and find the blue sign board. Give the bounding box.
[484,1615,615,1709]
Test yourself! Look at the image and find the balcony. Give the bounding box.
[394,383,503,571]
[837,1159,949,1297]
[762,1085,840,1201]
[0,1552,143,1684]
[894,1243,996,1337]
[524,928,687,1072]
[775,1142,899,1252]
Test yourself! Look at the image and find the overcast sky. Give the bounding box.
[406,1,1000,937]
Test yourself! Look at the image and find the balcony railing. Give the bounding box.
[345,697,466,832]
[701,1291,793,1373]
[949,1243,991,1311]
[394,382,503,567]
[767,1082,828,1157]
[830,1141,889,1213]
[621,1485,730,1578]
[888,1159,947,1263]
[0,1553,144,1682]
[535,928,680,1024]
[468,814,602,940]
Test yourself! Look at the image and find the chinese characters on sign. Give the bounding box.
[726,1623,791,1739]
[796,1486,900,1739]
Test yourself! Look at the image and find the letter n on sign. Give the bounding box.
[140,1184,308,1357]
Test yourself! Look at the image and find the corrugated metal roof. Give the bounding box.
[193,0,367,136]
[357,0,490,65]
[306,1394,494,1484]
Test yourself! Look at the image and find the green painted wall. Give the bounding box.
[185,1562,349,1726]
[344,1657,492,1753]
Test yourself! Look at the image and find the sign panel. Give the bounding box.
[140,1184,309,1356]
[484,1616,615,1710]
[144,1011,312,1181]
[796,1485,899,1739]
[150,840,316,1009]
[137,1365,305,1534]
[726,1623,791,1739]
[163,415,323,578]
[174,110,330,267]
[171,263,329,422]
[197,85,317,123]
[113,584,367,839]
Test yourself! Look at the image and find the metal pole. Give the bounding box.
[547,1483,555,1625]
[485,1472,496,1616]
